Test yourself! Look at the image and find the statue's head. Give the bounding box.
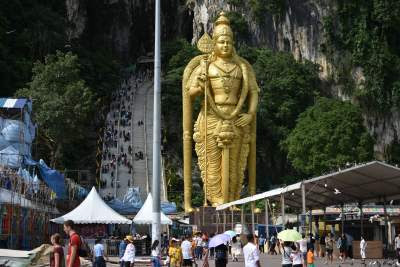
[212,12,234,58]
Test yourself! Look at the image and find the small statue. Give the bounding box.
[182,12,259,212]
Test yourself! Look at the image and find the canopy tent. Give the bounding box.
[133,193,172,225]
[51,187,131,224]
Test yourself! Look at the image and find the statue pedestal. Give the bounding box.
[188,206,263,234]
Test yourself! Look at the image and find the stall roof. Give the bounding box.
[133,193,172,225]
[0,98,29,109]
[217,161,400,210]
[51,187,132,224]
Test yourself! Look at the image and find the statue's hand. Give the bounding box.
[235,113,253,127]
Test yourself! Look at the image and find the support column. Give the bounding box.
[231,208,234,230]
[241,205,244,228]
[281,194,285,230]
[251,202,255,233]
[341,204,345,236]
[309,208,313,235]
[359,202,364,238]
[265,199,270,239]
[223,210,226,232]
[383,198,389,246]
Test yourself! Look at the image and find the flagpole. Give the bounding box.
[152,0,161,245]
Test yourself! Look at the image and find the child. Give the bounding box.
[307,247,315,267]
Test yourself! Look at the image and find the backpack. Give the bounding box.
[71,233,91,258]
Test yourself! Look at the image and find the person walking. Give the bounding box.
[121,235,135,267]
[214,243,228,267]
[119,237,128,267]
[151,240,161,267]
[396,233,400,261]
[360,236,367,266]
[258,236,265,253]
[269,234,277,255]
[338,234,347,263]
[319,232,326,258]
[291,243,303,267]
[50,233,64,267]
[306,247,315,267]
[298,234,308,267]
[325,233,334,265]
[281,241,293,267]
[231,236,241,262]
[169,239,182,267]
[93,238,107,267]
[181,236,193,267]
[63,220,81,267]
[243,234,260,267]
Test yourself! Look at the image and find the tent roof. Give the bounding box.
[0,98,29,109]
[133,193,172,225]
[51,187,131,224]
[217,161,400,210]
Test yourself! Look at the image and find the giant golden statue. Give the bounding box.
[182,12,259,212]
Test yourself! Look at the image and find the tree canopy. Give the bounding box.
[285,97,375,176]
[16,51,94,168]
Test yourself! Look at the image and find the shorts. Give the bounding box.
[327,249,333,255]
[302,252,307,260]
[307,264,315,267]
[183,259,192,267]
[282,264,292,267]
[293,265,303,267]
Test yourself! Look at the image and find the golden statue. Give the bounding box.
[182,12,259,212]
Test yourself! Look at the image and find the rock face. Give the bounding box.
[66,0,192,62]
[65,0,399,156]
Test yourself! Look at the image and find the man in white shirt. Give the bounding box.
[360,236,367,265]
[243,234,261,267]
[181,236,193,267]
[94,238,107,267]
[297,234,308,266]
[395,234,400,262]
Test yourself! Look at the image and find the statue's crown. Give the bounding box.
[213,11,233,40]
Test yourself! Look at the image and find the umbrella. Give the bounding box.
[277,229,302,242]
[224,230,237,238]
[208,234,231,248]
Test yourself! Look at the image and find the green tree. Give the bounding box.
[285,97,375,176]
[238,46,321,186]
[16,51,94,168]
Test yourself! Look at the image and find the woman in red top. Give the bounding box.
[50,233,65,267]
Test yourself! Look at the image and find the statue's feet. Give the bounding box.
[185,206,194,213]
[211,198,224,207]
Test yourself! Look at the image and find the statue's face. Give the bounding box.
[215,35,233,58]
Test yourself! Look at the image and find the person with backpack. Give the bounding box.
[63,220,81,267]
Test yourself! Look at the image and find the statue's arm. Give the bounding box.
[247,89,258,119]
[188,66,203,99]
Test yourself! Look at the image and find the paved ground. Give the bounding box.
[107,254,392,266]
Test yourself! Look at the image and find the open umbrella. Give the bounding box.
[277,229,302,242]
[208,234,231,248]
[224,230,237,238]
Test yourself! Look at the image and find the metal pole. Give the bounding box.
[383,198,389,247]
[231,208,234,230]
[151,0,161,245]
[281,194,285,230]
[359,202,364,238]
[341,204,344,236]
[301,182,306,234]
[265,199,270,239]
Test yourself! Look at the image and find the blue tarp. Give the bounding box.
[38,159,66,199]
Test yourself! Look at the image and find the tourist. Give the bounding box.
[93,238,107,267]
[290,243,303,267]
[325,233,334,265]
[231,236,241,262]
[122,235,135,267]
[258,235,265,253]
[338,234,347,263]
[269,234,277,255]
[306,247,315,267]
[298,234,308,267]
[243,234,260,267]
[360,236,367,265]
[119,237,128,267]
[169,238,182,267]
[281,241,293,267]
[396,233,400,262]
[63,220,81,267]
[307,233,315,251]
[201,233,210,267]
[214,242,228,267]
[346,233,354,265]
[194,233,203,259]
[50,233,64,267]
[181,236,193,267]
[151,240,161,267]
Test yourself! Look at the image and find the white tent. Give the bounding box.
[51,187,131,224]
[133,193,172,225]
